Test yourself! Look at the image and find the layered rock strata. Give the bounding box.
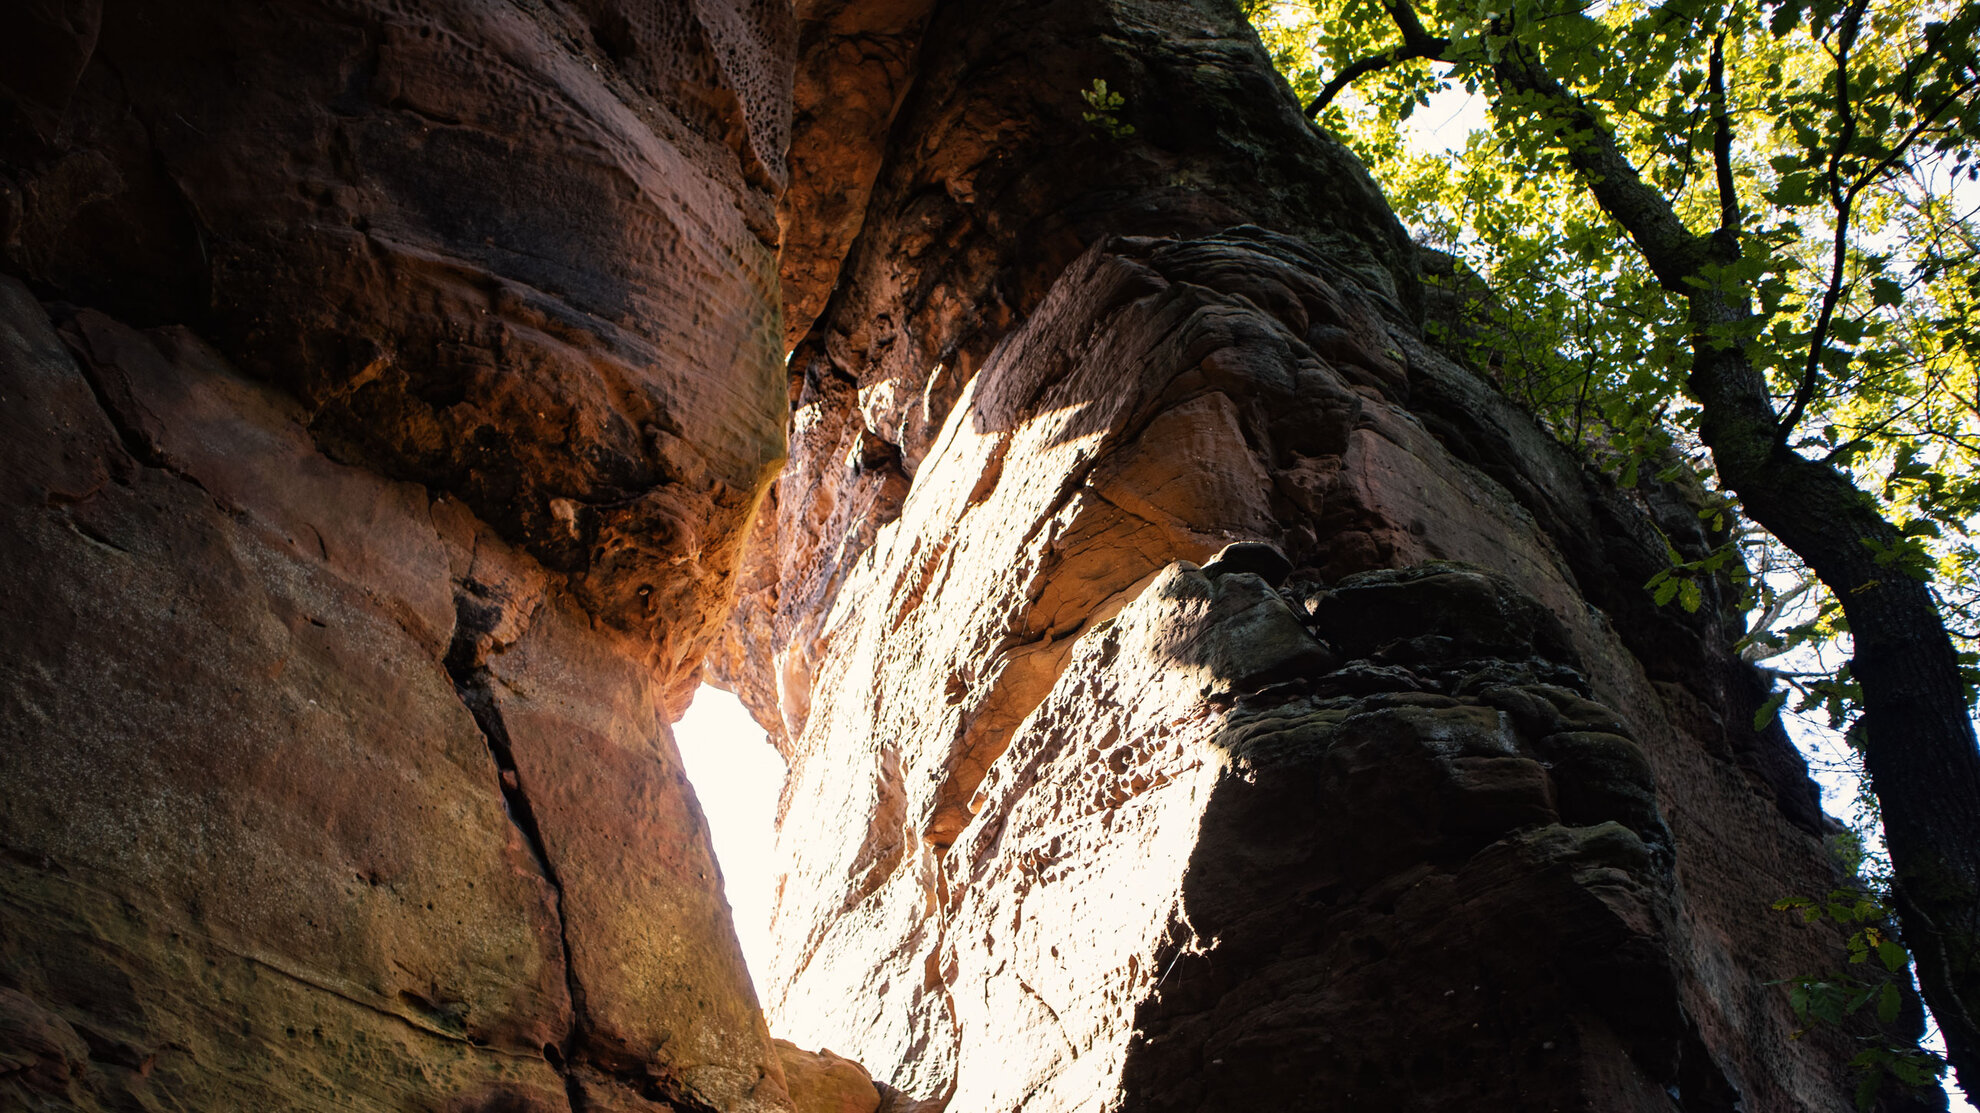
[2,0,795,711]
[718,1,1905,1109]
[0,0,1929,1110]
[1,1,798,1109]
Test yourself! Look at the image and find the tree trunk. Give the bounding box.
[1488,42,1980,1097]
[1697,337,1980,1102]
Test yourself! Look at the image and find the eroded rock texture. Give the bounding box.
[0,0,1932,1110]
[717,1,1908,1110]
[2,0,794,711]
[1,1,795,1109]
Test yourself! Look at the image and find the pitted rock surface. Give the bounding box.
[0,277,791,1111]
[737,224,1873,1110]
[1,0,792,710]
[714,3,1891,1106]
[1,1,795,1109]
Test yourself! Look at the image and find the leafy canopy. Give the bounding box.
[1241,0,1980,1100]
[1244,0,1980,723]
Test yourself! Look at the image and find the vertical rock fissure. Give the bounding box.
[441,586,592,1112]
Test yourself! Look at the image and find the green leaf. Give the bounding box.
[1677,579,1701,613]
[1876,939,1907,973]
[1754,692,1788,730]
[1854,1071,1880,1112]
[1876,982,1901,1025]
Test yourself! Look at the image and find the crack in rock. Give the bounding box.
[441,583,593,1111]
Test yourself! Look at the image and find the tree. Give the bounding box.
[1245,0,1980,1098]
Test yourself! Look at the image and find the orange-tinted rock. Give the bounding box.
[718,1,1900,1109]
[743,230,1873,1109]
[1,0,792,710]
[774,1039,882,1113]
[0,278,793,1110]
[780,0,938,352]
[713,0,1417,750]
[1,279,573,1110]
[0,0,1933,1109]
[0,0,795,1107]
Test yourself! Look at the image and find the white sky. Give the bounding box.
[1403,85,1490,157]
[671,684,784,997]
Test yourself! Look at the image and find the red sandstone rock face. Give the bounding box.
[717,1,1903,1109]
[0,0,1934,1110]
[0,278,787,1111]
[773,1039,882,1113]
[1,0,793,711]
[778,0,939,354]
[0,1,797,1109]
[745,230,1869,1110]
[711,0,1418,742]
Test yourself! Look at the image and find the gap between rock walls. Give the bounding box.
[0,1,1944,1112]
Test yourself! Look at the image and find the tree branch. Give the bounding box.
[1777,199,1854,441]
[1740,576,1815,662]
[1778,0,1869,442]
[1305,0,1451,117]
[1306,46,1442,116]
[1709,34,1742,244]
[1490,41,1716,290]
[1382,0,1438,47]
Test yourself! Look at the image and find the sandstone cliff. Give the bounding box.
[0,0,1930,1111]
[716,1,1910,1110]
[2,1,794,1109]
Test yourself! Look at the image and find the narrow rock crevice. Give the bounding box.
[1,2,795,1109]
[440,583,591,1112]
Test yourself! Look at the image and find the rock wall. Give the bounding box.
[1,1,797,1109]
[717,1,1907,1110]
[0,0,1929,1111]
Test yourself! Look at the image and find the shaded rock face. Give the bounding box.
[715,1,1893,1110]
[1,0,793,711]
[0,1,795,1110]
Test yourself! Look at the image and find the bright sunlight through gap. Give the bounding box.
[673,684,784,997]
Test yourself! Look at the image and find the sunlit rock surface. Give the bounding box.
[742,228,1867,1111]
[716,1,1897,1110]
[1,1,794,1108]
